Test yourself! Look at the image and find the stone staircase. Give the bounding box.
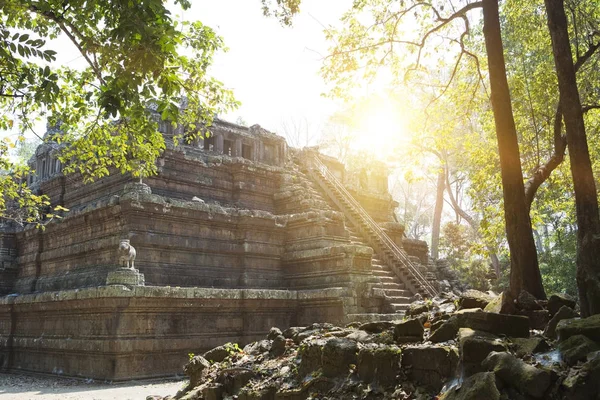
[306,155,438,301]
[346,226,412,314]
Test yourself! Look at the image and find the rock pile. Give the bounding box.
[154,290,600,400]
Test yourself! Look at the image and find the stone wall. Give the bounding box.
[0,228,17,295]
[0,286,346,380]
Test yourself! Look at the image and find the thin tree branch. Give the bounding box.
[27,3,104,83]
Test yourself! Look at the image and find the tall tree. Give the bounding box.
[481,0,544,298]
[545,0,600,316]
[431,167,445,260]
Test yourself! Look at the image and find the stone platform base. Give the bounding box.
[106,268,145,287]
[0,286,350,380]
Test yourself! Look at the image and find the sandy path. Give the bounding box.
[0,373,185,400]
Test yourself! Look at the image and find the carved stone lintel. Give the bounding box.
[106,268,145,288]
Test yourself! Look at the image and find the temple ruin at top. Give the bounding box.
[0,116,451,380]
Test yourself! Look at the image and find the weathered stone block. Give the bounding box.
[557,334,600,366]
[459,290,494,310]
[458,328,506,377]
[556,314,600,343]
[106,268,145,287]
[357,344,401,386]
[393,318,424,343]
[439,371,500,400]
[547,293,576,316]
[321,338,358,377]
[402,345,459,392]
[482,351,551,399]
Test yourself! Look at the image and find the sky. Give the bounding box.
[183,0,353,133]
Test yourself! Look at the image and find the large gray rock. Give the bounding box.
[557,334,600,366]
[547,293,576,316]
[519,309,549,331]
[357,344,402,386]
[267,327,283,340]
[297,338,326,377]
[216,367,256,395]
[460,310,530,337]
[556,313,600,342]
[438,372,500,400]
[517,290,543,311]
[407,301,430,316]
[183,355,211,389]
[393,318,424,343]
[430,316,461,343]
[270,334,287,357]
[458,328,506,377]
[243,340,271,355]
[321,338,358,377]
[561,351,600,400]
[459,290,494,310]
[282,326,305,339]
[482,351,552,399]
[402,345,459,392]
[345,329,373,343]
[430,310,530,342]
[544,305,578,339]
[359,321,394,334]
[203,345,231,363]
[511,337,550,358]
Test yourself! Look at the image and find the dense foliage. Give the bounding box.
[0,0,238,224]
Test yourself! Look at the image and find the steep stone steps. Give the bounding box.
[372,269,395,278]
[294,156,426,319]
[381,288,412,297]
[388,303,411,312]
[334,203,414,315]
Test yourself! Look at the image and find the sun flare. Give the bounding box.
[352,99,410,159]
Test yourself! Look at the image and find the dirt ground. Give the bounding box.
[0,373,185,400]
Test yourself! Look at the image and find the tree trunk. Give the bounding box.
[482,0,545,299]
[431,167,445,260]
[545,0,600,316]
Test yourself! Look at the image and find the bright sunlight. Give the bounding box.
[352,97,411,159]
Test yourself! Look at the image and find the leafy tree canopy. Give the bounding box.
[0,0,238,224]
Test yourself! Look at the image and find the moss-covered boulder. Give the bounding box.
[547,293,576,316]
[402,345,459,392]
[393,317,424,343]
[557,334,600,366]
[544,305,578,339]
[511,337,550,358]
[357,344,401,386]
[561,351,600,399]
[321,338,358,377]
[458,328,506,377]
[482,351,551,399]
[459,290,494,310]
[438,372,500,400]
[556,314,600,342]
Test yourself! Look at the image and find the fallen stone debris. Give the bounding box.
[152,290,600,400]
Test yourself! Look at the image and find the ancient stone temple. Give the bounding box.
[0,118,440,380]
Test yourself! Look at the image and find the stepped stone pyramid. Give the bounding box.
[0,118,439,380]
